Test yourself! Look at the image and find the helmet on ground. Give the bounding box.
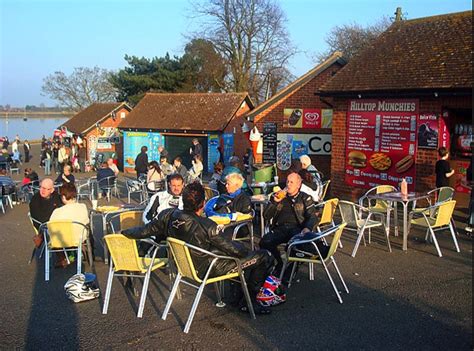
[64,273,100,303]
[256,275,286,307]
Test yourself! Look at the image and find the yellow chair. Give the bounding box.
[40,220,93,281]
[162,237,256,333]
[409,200,459,257]
[102,234,168,318]
[316,198,339,230]
[319,180,331,201]
[279,223,349,303]
[108,210,144,233]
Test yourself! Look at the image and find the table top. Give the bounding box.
[250,181,277,188]
[251,194,269,204]
[368,191,429,202]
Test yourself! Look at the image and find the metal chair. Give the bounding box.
[28,212,45,264]
[230,210,255,250]
[126,179,144,204]
[409,200,459,257]
[319,180,331,201]
[162,237,256,333]
[279,223,349,303]
[359,185,397,236]
[102,234,167,318]
[339,200,391,257]
[40,220,94,281]
[98,176,118,202]
[76,178,94,202]
[203,186,219,201]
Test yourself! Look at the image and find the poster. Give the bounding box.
[417,114,438,149]
[207,134,220,172]
[345,99,418,190]
[277,133,332,158]
[263,122,277,164]
[439,111,450,149]
[222,133,234,165]
[453,160,471,194]
[284,108,333,128]
[123,131,162,173]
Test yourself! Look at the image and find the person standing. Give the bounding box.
[158,145,168,159]
[134,146,148,179]
[23,140,30,163]
[435,147,455,188]
[43,145,52,176]
[58,143,69,171]
[189,138,202,160]
[52,142,60,174]
[77,143,87,173]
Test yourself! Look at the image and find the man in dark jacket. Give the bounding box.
[123,182,273,314]
[134,146,148,179]
[260,172,317,274]
[29,178,63,229]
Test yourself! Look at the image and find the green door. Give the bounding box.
[164,135,208,171]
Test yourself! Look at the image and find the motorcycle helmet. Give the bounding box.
[256,275,286,307]
[64,273,100,303]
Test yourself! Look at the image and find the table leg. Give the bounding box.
[102,216,109,264]
[394,202,399,237]
[402,202,408,251]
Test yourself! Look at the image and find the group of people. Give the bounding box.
[0,135,29,173]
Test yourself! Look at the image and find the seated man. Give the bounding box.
[172,157,188,179]
[107,158,119,176]
[160,156,174,177]
[123,182,274,314]
[142,174,185,224]
[55,164,75,185]
[260,172,317,275]
[96,161,116,198]
[29,178,63,230]
[219,156,250,195]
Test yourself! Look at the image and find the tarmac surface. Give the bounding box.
[0,145,472,350]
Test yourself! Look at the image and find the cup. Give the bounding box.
[274,176,279,184]
[92,200,98,210]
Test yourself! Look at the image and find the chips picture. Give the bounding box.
[369,153,392,171]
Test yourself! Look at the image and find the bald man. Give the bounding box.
[260,172,317,274]
[29,178,63,229]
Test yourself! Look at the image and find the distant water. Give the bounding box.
[0,115,69,141]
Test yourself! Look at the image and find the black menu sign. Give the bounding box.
[263,122,277,164]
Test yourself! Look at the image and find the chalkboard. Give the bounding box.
[263,122,277,164]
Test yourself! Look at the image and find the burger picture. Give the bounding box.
[348,151,367,168]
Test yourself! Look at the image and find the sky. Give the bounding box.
[0,0,471,107]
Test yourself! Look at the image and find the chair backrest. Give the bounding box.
[28,212,41,235]
[104,234,143,272]
[319,198,339,226]
[167,237,201,282]
[98,176,116,188]
[320,180,331,201]
[338,201,358,226]
[326,223,347,258]
[119,210,143,230]
[126,179,142,192]
[46,220,84,248]
[433,200,456,227]
[437,187,454,203]
[204,187,218,201]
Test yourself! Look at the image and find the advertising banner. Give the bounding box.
[207,134,220,173]
[345,99,419,190]
[222,133,234,165]
[123,131,162,172]
[453,160,471,194]
[277,133,331,159]
[439,111,450,149]
[283,108,333,129]
[417,114,438,149]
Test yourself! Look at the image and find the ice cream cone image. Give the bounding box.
[249,126,261,159]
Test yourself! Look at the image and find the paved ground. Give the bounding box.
[0,145,472,350]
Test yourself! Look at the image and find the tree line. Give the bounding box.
[42,0,395,111]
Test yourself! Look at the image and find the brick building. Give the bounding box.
[61,102,132,169]
[118,93,253,174]
[319,11,472,205]
[246,52,346,178]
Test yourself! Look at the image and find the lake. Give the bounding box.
[0,114,70,141]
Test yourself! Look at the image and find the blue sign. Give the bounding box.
[222,133,234,165]
[123,131,162,172]
[207,134,220,172]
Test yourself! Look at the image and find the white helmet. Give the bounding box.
[64,273,100,303]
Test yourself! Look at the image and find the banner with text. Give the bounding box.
[277,133,332,160]
[284,108,333,129]
[123,131,162,173]
[345,99,419,190]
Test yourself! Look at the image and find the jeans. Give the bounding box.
[53,158,60,173]
[44,158,51,175]
[259,225,302,270]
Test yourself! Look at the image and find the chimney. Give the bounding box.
[394,7,402,21]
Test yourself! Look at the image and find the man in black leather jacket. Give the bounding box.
[260,172,317,274]
[123,182,273,314]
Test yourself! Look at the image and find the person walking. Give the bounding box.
[23,140,30,163]
[43,144,52,176]
[134,146,149,179]
[52,142,60,174]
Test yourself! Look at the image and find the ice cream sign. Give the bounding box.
[284,108,333,129]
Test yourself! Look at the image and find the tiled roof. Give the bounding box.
[61,102,128,133]
[246,52,346,120]
[320,11,472,94]
[119,93,253,132]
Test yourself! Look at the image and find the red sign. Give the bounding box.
[345,99,419,190]
[439,112,450,149]
[284,108,333,128]
[453,160,471,194]
[302,109,321,128]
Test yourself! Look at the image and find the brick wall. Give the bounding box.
[330,95,471,201]
[251,62,343,178]
[223,100,253,159]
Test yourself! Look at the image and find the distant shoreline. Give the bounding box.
[0,112,74,119]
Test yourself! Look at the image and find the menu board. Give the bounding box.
[262,122,277,164]
[345,99,418,190]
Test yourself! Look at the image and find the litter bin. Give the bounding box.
[252,163,275,194]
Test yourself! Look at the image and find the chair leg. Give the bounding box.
[309,263,314,281]
[279,261,288,282]
[102,263,115,314]
[368,228,371,244]
[321,259,343,304]
[45,247,50,281]
[288,262,298,288]
[162,273,182,320]
[239,272,256,320]
[138,271,152,318]
[383,221,392,253]
[352,225,367,257]
[77,247,82,275]
[214,283,225,307]
[184,281,207,333]
[331,257,349,293]
[449,223,460,253]
[429,227,442,257]
[86,238,94,269]
[28,247,36,264]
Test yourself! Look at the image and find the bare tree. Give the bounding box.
[191,0,296,103]
[315,17,392,63]
[42,67,118,111]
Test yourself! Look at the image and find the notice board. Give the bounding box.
[345,99,418,190]
[262,122,277,164]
